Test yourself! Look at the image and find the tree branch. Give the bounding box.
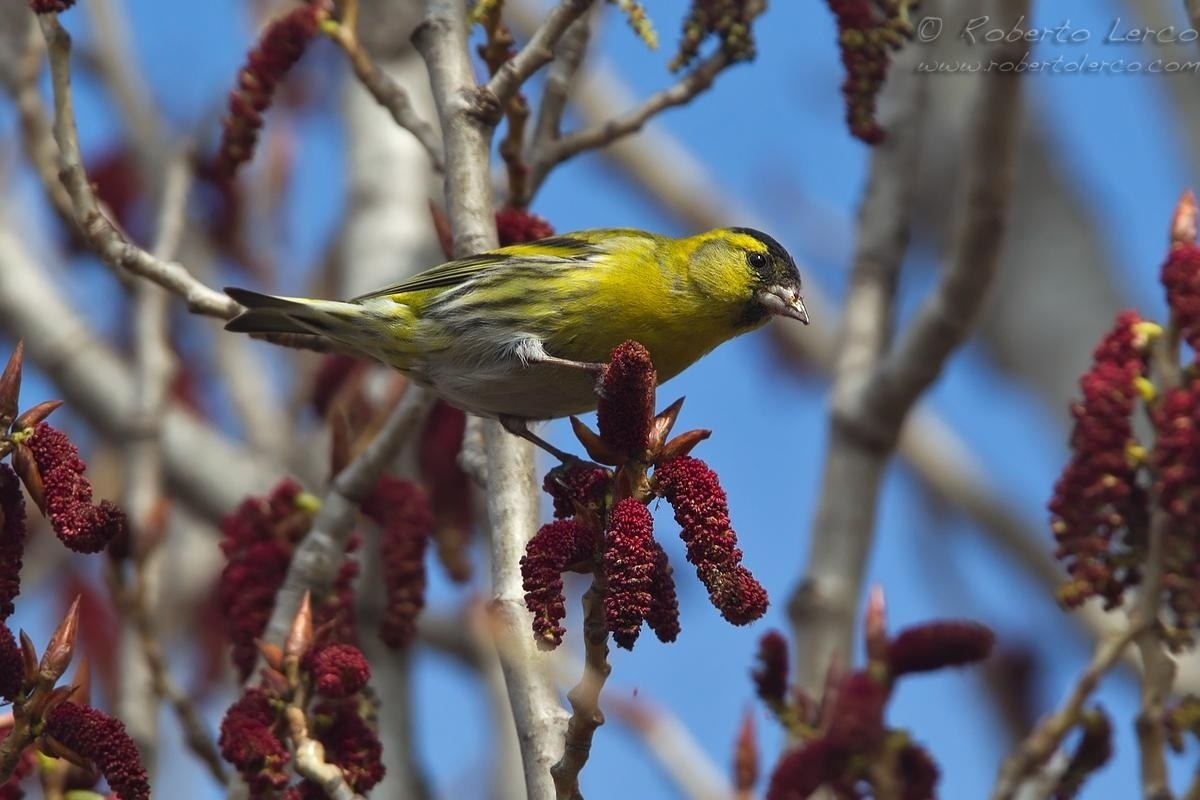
[550,583,611,799]
[414,3,567,796]
[786,49,928,693]
[789,4,1028,693]
[1132,511,1173,800]
[0,224,283,519]
[10,15,74,227]
[113,150,223,782]
[259,386,433,650]
[324,3,445,172]
[36,14,239,319]
[526,6,594,179]
[528,48,731,198]
[484,0,595,113]
[603,695,732,800]
[287,705,366,800]
[991,623,1141,800]
[1130,323,1182,800]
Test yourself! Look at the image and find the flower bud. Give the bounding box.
[597,342,656,462]
[39,597,80,686]
[43,702,149,800]
[733,710,758,792]
[886,621,995,677]
[1171,189,1198,247]
[752,631,790,710]
[284,592,314,663]
[0,341,23,429]
[602,499,657,650]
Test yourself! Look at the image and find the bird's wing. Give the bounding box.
[351,236,600,302]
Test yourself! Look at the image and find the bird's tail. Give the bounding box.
[225,288,364,337]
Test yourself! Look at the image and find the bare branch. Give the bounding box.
[526,6,595,174]
[115,150,186,777]
[287,705,366,800]
[991,623,1141,800]
[1133,521,1177,796]
[528,48,732,197]
[414,2,568,795]
[36,14,239,319]
[413,5,495,256]
[0,223,284,519]
[110,154,227,784]
[484,0,595,113]
[786,50,928,693]
[11,17,74,226]
[550,584,612,799]
[324,10,444,171]
[789,3,1028,694]
[604,696,732,800]
[260,386,433,650]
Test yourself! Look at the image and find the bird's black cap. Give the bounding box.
[728,227,801,286]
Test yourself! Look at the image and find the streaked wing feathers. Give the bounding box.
[351,236,598,301]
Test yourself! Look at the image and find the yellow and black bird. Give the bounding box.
[225,227,808,454]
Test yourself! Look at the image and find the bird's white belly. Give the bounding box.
[423,359,601,420]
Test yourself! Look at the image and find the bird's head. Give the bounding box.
[721,227,808,326]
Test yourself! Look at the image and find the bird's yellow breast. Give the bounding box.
[538,231,764,380]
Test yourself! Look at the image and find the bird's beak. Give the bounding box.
[757,285,809,325]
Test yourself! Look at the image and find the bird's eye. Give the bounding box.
[748,252,768,270]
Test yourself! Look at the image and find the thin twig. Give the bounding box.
[1132,507,1173,800]
[286,706,366,800]
[115,149,180,774]
[81,0,295,461]
[134,608,230,782]
[1126,314,1183,800]
[483,0,596,113]
[37,14,239,319]
[525,6,594,197]
[550,584,611,799]
[788,6,1029,694]
[259,386,433,651]
[324,5,444,171]
[0,223,284,519]
[604,695,732,800]
[528,47,732,198]
[991,624,1142,800]
[12,16,74,226]
[414,3,568,796]
[475,5,531,204]
[113,154,228,784]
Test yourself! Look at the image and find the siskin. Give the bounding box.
[225,227,808,457]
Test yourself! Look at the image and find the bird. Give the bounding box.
[224,226,808,459]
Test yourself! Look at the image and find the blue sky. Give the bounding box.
[5,0,1200,797]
